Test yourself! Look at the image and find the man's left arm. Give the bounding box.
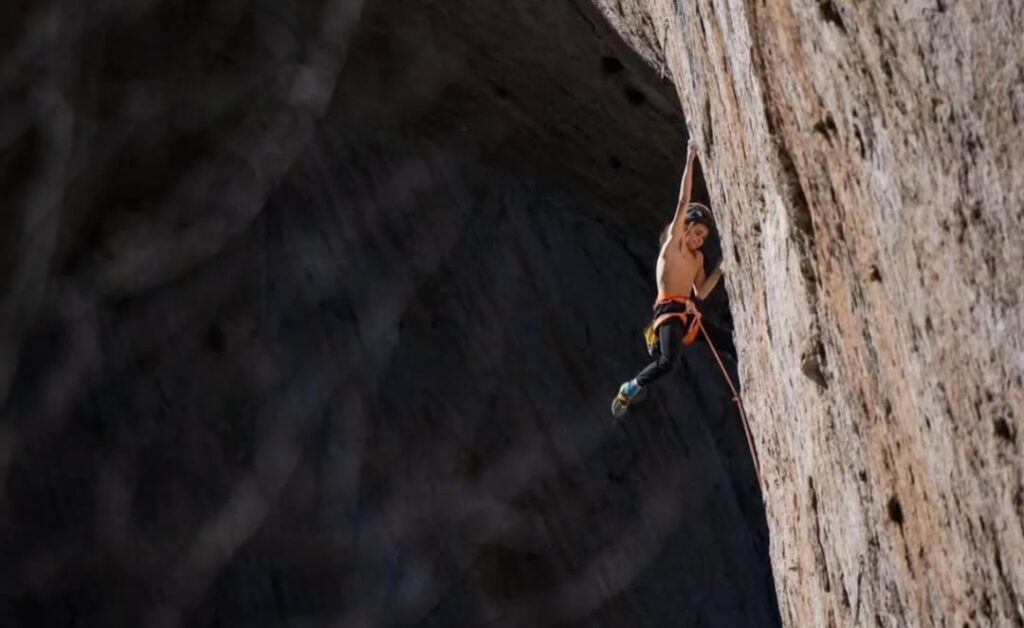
[695,265,723,300]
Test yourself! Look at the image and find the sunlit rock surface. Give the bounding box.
[593,1,1024,626]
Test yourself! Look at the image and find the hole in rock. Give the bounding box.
[887,495,905,525]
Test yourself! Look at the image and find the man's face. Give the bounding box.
[686,224,710,250]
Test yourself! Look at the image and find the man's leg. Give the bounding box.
[636,319,683,387]
[612,319,683,417]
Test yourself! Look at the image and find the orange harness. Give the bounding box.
[646,294,702,347]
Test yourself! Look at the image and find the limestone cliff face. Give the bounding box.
[593,0,1024,625]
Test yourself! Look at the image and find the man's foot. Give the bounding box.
[611,380,646,418]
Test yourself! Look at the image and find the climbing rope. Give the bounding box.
[697,320,765,495]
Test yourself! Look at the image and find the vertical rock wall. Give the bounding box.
[593,0,1024,625]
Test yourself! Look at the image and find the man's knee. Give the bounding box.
[656,350,680,372]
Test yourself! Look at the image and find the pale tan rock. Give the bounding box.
[593,0,1024,625]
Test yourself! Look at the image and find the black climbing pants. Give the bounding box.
[635,318,684,387]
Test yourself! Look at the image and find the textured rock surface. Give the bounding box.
[592,0,1024,626]
[1,1,778,626]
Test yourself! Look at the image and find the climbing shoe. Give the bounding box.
[611,379,646,418]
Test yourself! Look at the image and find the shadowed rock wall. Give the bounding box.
[0,1,777,626]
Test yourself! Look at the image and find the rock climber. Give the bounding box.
[611,139,720,417]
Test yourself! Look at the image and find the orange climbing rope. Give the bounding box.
[697,320,765,495]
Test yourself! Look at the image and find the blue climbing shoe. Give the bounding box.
[611,380,646,418]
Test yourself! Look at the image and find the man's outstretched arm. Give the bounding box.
[668,139,699,236]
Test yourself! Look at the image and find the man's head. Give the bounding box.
[683,203,712,250]
[659,203,715,249]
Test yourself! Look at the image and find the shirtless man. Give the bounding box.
[612,139,717,417]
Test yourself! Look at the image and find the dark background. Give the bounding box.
[1,1,776,626]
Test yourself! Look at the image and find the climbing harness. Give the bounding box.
[643,313,702,354]
[643,295,702,355]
